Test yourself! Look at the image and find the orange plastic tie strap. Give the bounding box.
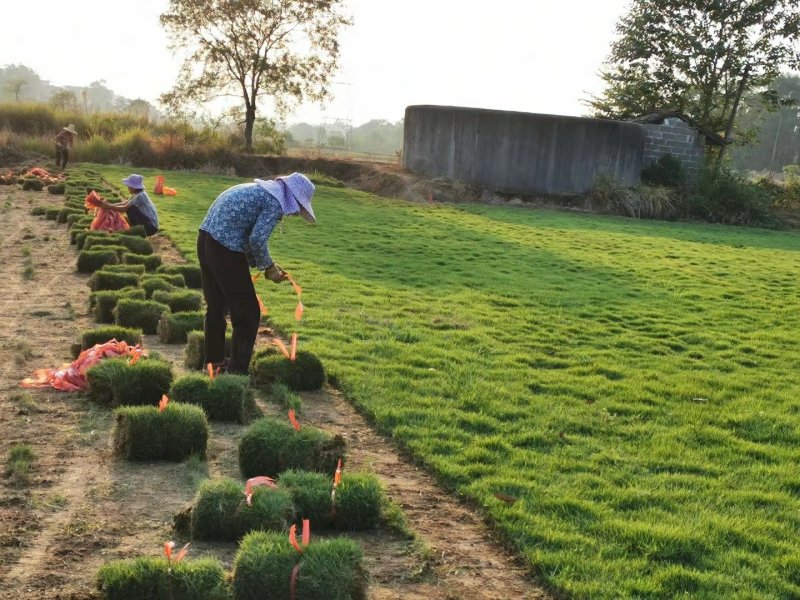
[271,338,291,359]
[206,362,220,380]
[294,301,304,322]
[334,458,343,488]
[244,476,277,506]
[288,409,301,431]
[164,541,190,563]
[252,272,261,282]
[256,293,268,316]
[128,348,142,365]
[289,519,311,554]
[290,333,298,361]
[285,273,302,297]
[159,394,169,412]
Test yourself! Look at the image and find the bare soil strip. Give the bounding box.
[0,186,546,599]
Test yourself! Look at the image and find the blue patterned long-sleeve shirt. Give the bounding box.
[199,183,282,270]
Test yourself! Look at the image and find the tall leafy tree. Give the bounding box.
[160,0,350,151]
[588,0,800,158]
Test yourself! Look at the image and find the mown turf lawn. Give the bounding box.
[95,165,800,598]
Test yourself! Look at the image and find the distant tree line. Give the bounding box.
[284,119,403,156]
[0,64,159,119]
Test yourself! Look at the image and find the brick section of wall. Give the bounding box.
[642,118,705,171]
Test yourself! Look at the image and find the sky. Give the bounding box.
[0,0,630,126]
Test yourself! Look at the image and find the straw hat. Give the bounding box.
[62,124,78,135]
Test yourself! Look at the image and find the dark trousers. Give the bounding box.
[55,145,69,169]
[127,205,158,236]
[196,230,260,374]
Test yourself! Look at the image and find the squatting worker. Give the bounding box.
[99,174,160,236]
[54,123,77,170]
[197,172,316,375]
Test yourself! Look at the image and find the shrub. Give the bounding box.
[232,531,366,600]
[96,556,230,600]
[114,403,208,461]
[30,206,46,216]
[184,330,233,370]
[91,288,147,323]
[47,182,66,195]
[590,175,678,220]
[170,374,255,423]
[87,358,173,407]
[152,289,203,313]
[81,326,143,350]
[333,473,384,531]
[157,264,202,289]
[158,311,205,344]
[278,469,333,526]
[641,153,686,189]
[689,165,775,227]
[77,249,124,273]
[90,270,140,291]
[239,417,345,478]
[125,253,162,271]
[250,350,326,392]
[190,478,293,541]
[22,178,44,191]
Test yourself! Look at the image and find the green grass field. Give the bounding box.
[95,165,800,599]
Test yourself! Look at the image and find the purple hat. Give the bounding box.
[122,174,144,190]
[278,173,316,223]
[255,172,316,223]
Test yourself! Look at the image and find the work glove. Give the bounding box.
[264,263,288,283]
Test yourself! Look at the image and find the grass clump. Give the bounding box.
[114,299,170,334]
[158,311,205,344]
[232,531,366,600]
[119,224,147,238]
[80,325,143,351]
[44,206,61,219]
[278,469,333,526]
[87,358,173,407]
[239,417,345,478]
[189,478,293,541]
[113,403,208,461]
[98,263,146,275]
[57,207,84,223]
[269,383,303,412]
[157,264,202,288]
[30,205,46,216]
[125,253,162,271]
[22,178,44,191]
[47,182,65,195]
[184,330,232,370]
[141,275,179,298]
[77,249,124,273]
[115,235,153,255]
[152,289,203,313]
[89,270,140,291]
[96,556,229,600]
[169,373,256,423]
[333,473,384,531]
[5,443,35,485]
[91,288,147,324]
[250,350,326,392]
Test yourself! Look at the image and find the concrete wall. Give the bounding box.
[642,118,706,171]
[403,105,647,195]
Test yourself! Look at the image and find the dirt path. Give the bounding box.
[0,185,547,599]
